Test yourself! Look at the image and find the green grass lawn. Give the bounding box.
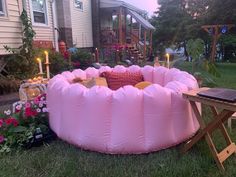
[1,62,236,177]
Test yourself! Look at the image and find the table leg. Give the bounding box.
[182,101,235,171]
[183,103,234,152]
[210,106,232,145]
[182,101,225,170]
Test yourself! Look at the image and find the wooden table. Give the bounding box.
[182,87,236,171]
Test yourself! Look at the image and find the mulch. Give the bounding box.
[0,92,19,112]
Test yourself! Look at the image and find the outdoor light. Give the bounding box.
[208,27,215,35]
[221,26,228,34]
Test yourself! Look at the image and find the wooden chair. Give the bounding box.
[228,113,236,131]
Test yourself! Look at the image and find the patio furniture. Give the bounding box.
[47,65,200,154]
[228,113,236,131]
[182,87,236,171]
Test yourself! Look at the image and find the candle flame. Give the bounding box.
[166,53,170,58]
[44,51,48,55]
[37,58,41,62]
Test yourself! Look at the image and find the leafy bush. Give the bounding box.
[187,38,221,78]
[49,51,71,75]
[4,54,38,79]
[70,49,94,70]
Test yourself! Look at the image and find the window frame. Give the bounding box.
[0,0,6,17]
[30,0,49,27]
[74,0,83,11]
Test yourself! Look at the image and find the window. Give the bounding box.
[0,0,6,16]
[31,0,47,24]
[74,0,83,10]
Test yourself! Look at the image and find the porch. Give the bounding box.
[99,0,155,60]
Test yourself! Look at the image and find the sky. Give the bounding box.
[123,0,159,16]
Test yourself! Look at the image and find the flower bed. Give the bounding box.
[0,94,54,153]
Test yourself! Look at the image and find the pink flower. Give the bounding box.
[0,135,4,144]
[25,102,31,108]
[0,119,3,127]
[34,97,40,105]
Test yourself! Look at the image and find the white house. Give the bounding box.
[0,0,95,56]
[0,0,154,56]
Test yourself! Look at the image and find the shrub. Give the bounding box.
[49,51,71,75]
[70,49,94,70]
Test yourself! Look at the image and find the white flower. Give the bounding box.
[4,110,11,116]
[39,103,44,108]
[42,107,48,113]
[36,108,41,113]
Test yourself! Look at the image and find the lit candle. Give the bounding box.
[44,51,49,64]
[166,53,170,68]
[95,48,99,62]
[37,58,43,74]
[44,51,50,79]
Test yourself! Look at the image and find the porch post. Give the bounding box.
[149,30,153,56]
[119,7,123,44]
[130,16,133,43]
[124,9,127,44]
[92,0,101,48]
[144,30,147,59]
[139,24,142,40]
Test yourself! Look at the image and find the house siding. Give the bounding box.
[0,0,22,55]
[26,0,55,47]
[71,0,93,48]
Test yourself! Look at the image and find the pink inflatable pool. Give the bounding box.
[47,65,200,154]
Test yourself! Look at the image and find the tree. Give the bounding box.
[151,0,236,61]
[151,0,195,56]
[205,0,236,24]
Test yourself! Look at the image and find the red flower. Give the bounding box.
[4,117,19,127]
[25,107,37,117]
[11,118,19,127]
[63,51,70,59]
[5,118,13,125]
[73,61,80,68]
[15,109,20,113]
